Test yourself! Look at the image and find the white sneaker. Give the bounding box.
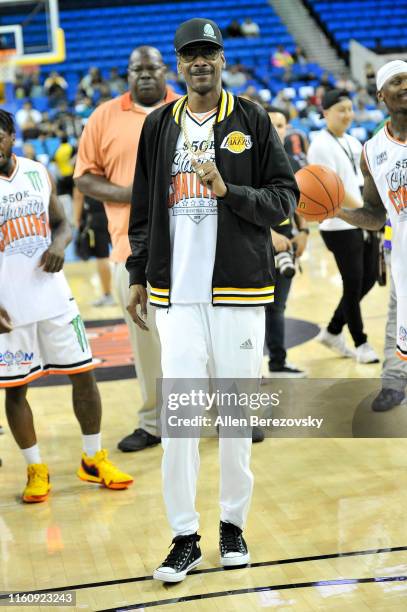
[92,294,116,307]
[316,327,355,358]
[356,342,380,364]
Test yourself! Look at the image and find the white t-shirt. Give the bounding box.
[0,156,73,327]
[168,108,218,303]
[15,108,42,128]
[307,129,363,231]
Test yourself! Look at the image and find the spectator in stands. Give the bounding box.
[28,73,44,99]
[271,91,297,120]
[364,63,377,97]
[222,64,247,89]
[241,18,260,38]
[44,71,68,107]
[73,189,115,307]
[272,45,294,69]
[353,98,373,124]
[353,85,375,109]
[282,65,295,84]
[13,70,29,99]
[225,20,243,38]
[79,66,105,99]
[298,96,317,119]
[335,71,356,93]
[15,101,42,139]
[320,72,335,91]
[308,89,379,364]
[74,45,179,452]
[239,85,262,104]
[54,134,76,220]
[75,95,94,121]
[95,82,112,105]
[108,67,126,96]
[22,143,37,161]
[284,124,309,168]
[292,46,307,66]
[265,105,308,378]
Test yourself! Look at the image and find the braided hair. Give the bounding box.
[0,109,15,134]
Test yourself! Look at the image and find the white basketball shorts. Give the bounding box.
[0,301,94,388]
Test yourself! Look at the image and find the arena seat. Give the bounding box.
[308,0,407,52]
[1,0,295,89]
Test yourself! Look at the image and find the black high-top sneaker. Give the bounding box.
[219,521,250,566]
[153,533,202,582]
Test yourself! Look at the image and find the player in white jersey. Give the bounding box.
[337,60,407,361]
[0,110,133,502]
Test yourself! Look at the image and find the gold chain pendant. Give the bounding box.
[181,106,216,167]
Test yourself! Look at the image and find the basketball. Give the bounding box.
[295,164,345,222]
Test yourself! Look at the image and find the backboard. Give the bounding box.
[0,0,65,67]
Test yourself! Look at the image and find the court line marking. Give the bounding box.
[0,545,406,600]
[97,575,407,611]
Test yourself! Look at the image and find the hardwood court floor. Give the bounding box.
[1,228,406,611]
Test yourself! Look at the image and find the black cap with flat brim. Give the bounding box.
[175,18,223,52]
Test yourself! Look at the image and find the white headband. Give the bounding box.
[376,60,407,91]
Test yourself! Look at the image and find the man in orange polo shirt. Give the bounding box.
[74,46,179,451]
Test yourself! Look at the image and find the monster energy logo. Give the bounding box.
[24,171,43,192]
[70,315,88,352]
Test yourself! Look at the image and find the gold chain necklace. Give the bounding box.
[181,105,216,165]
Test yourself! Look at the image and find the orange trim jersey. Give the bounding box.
[0,156,73,327]
[364,122,407,359]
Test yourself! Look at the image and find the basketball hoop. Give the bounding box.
[0,49,16,103]
[0,49,17,84]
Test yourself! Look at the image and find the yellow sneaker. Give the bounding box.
[77,449,133,490]
[23,463,51,503]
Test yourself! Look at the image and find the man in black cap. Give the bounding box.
[126,17,299,582]
[308,89,380,364]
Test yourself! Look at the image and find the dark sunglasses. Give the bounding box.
[178,46,221,62]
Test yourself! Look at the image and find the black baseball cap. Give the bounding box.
[321,89,351,110]
[174,18,223,53]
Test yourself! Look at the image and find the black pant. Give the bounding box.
[321,229,378,347]
[265,270,293,369]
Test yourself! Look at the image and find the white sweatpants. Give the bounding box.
[156,304,265,536]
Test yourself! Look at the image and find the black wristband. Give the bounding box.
[299,228,310,235]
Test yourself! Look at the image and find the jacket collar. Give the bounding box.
[172,89,234,125]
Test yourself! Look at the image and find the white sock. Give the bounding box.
[83,433,102,457]
[21,444,42,465]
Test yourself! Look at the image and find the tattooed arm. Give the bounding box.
[336,151,387,230]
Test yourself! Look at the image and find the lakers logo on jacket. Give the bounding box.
[220,131,253,154]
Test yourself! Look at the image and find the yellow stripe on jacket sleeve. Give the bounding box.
[173,96,187,124]
[213,286,275,295]
[217,89,227,122]
[150,296,169,304]
[150,287,170,296]
[226,92,234,117]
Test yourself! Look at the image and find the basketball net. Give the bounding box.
[0,49,17,103]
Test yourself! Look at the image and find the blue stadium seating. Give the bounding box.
[1,0,296,81]
[308,0,407,52]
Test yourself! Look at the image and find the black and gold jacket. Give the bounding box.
[126,90,299,307]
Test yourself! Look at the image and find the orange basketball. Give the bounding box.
[295,164,345,222]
